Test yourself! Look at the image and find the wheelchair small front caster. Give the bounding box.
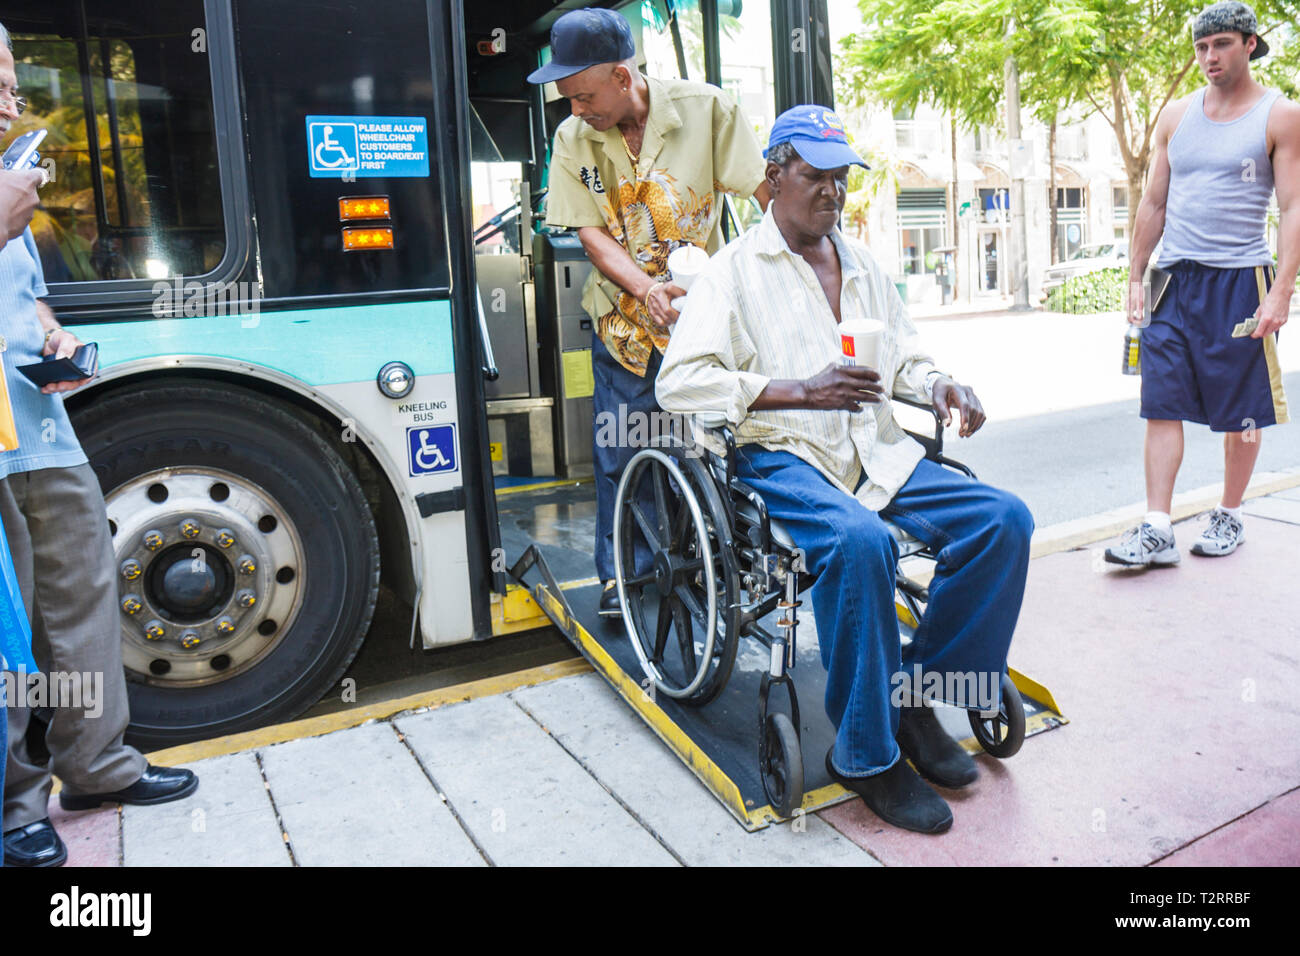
[968,671,1025,758]
[759,711,804,818]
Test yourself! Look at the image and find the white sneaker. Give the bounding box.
[1104,522,1180,567]
[1191,508,1245,557]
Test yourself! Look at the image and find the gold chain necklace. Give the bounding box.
[620,128,641,170]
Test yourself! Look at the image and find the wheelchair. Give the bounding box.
[611,394,1026,819]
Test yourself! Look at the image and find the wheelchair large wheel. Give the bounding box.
[968,672,1025,758]
[614,447,740,704]
[759,712,804,819]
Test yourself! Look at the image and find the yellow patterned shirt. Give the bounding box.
[544,75,766,377]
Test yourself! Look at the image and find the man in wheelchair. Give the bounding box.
[655,106,1035,834]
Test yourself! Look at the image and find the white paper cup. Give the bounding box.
[666,245,709,292]
[839,318,884,369]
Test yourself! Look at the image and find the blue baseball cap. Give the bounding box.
[765,105,869,170]
[527,9,636,85]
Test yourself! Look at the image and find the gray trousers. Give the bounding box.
[2,463,145,830]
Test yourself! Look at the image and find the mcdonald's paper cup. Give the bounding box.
[839,318,884,369]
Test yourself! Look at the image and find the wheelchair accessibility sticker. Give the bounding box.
[408,424,458,477]
[306,115,429,178]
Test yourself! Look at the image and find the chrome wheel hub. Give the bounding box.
[107,468,305,686]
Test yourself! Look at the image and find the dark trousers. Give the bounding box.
[591,335,663,583]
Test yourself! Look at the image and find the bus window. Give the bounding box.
[235,0,449,298]
[7,0,225,284]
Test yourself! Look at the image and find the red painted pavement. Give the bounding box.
[49,795,120,867]
[821,511,1300,865]
[1153,788,1300,866]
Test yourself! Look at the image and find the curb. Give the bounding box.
[1028,468,1300,559]
[142,657,592,767]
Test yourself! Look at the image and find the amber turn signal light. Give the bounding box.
[338,196,391,221]
[342,226,395,251]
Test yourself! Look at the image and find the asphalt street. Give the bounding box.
[933,370,1300,527]
[914,305,1300,527]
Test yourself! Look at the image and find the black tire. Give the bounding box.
[73,382,380,748]
[759,711,804,819]
[968,671,1026,759]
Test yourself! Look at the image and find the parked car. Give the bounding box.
[1040,240,1129,298]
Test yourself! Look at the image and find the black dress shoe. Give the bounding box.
[3,818,67,867]
[599,581,621,617]
[59,764,199,811]
[826,752,952,834]
[896,704,979,789]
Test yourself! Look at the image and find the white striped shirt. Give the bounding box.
[656,208,939,511]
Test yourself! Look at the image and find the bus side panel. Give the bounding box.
[67,298,475,646]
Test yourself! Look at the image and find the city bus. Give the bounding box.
[3,0,836,746]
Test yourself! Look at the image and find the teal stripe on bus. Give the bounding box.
[68,300,455,385]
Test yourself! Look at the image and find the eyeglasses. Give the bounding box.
[0,91,27,115]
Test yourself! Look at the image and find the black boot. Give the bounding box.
[826,753,952,834]
[896,703,978,789]
[598,581,621,617]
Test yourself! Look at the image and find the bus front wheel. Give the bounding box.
[72,382,380,748]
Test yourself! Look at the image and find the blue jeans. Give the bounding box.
[735,449,1034,777]
[591,335,663,583]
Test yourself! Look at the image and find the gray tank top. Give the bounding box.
[1157,86,1279,267]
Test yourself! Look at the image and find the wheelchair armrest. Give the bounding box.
[693,410,729,430]
[687,410,740,515]
[892,393,945,460]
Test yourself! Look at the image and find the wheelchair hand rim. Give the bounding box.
[613,447,719,700]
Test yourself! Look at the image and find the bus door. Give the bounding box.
[464,0,822,597]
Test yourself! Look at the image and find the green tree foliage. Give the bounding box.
[841,0,1300,236]
[1044,265,1126,312]
[843,147,899,240]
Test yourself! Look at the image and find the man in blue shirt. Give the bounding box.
[0,163,43,868]
[0,25,197,868]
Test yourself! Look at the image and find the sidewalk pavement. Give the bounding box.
[43,483,1300,866]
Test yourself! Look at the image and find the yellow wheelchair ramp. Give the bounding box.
[518,547,1066,831]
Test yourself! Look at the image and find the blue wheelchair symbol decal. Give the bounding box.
[309,122,359,173]
[408,424,458,476]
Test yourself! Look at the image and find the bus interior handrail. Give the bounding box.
[474,285,500,381]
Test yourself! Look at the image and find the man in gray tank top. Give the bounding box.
[1106,1,1299,567]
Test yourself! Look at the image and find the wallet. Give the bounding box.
[17,343,99,387]
[1146,267,1172,316]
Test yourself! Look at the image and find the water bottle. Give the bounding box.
[1122,324,1141,376]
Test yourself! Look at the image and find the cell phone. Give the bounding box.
[2,129,47,171]
[17,343,98,387]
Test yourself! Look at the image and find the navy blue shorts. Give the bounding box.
[1141,261,1290,432]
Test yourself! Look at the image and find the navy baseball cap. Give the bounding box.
[765,105,869,170]
[527,9,636,85]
